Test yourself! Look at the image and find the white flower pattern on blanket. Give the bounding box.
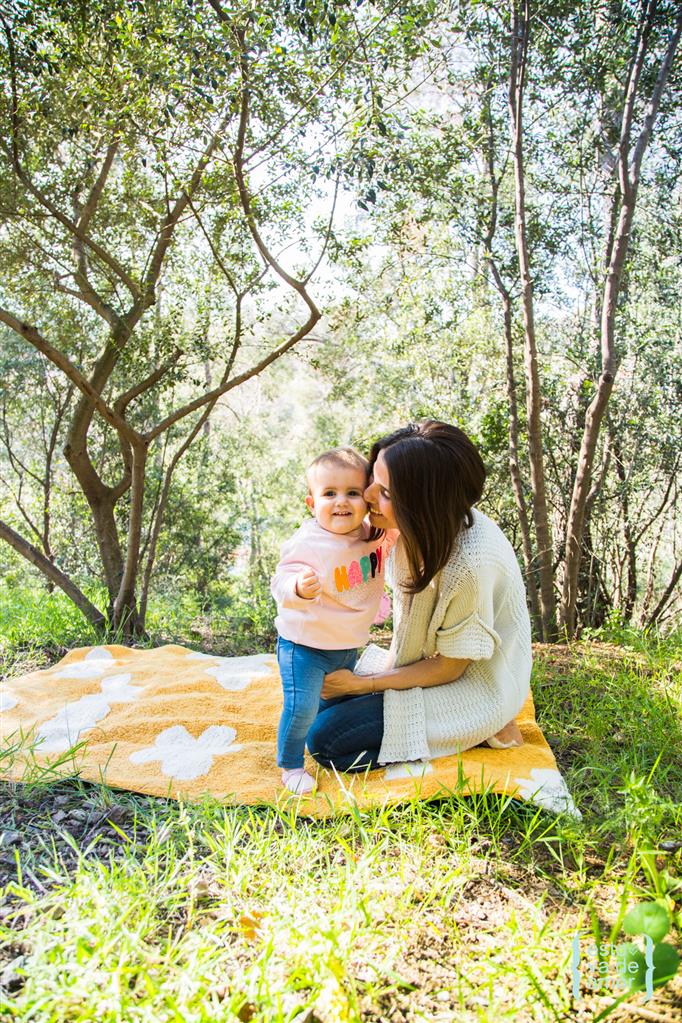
[52,646,119,680]
[1,643,580,817]
[384,761,434,781]
[129,725,243,780]
[37,674,141,754]
[514,767,581,817]
[0,689,18,712]
[186,652,274,691]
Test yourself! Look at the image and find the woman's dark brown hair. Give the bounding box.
[369,421,486,594]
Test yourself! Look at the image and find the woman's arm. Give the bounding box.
[321,654,471,700]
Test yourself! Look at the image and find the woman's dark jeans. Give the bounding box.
[307,693,385,772]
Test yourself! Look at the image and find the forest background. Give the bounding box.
[1,0,681,655]
[1,5,682,1020]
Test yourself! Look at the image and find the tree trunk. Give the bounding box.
[645,559,682,629]
[509,2,556,640]
[611,430,637,622]
[494,268,542,635]
[560,6,682,636]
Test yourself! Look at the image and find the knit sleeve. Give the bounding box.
[270,532,321,610]
[435,566,500,661]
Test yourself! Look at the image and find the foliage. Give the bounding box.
[0,0,681,637]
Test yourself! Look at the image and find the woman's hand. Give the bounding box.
[321,669,363,700]
[322,654,470,700]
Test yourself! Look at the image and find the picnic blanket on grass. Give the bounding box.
[0,644,579,817]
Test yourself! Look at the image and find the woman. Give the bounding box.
[307,420,532,772]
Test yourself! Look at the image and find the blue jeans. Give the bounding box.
[276,638,358,769]
[307,692,385,772]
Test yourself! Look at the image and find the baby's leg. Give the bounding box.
[277,640,326,792]
[485,718,523,749]
[276,642,358,793]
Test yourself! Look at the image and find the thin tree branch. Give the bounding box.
[0,307,142,445]
[145,307,318,442]
[206,0,406,166]
[0,134,140,299]
[78,141,119,234]
[617,0,656,199]
[0,473,43,547]
[0,518,105,627]
[646,557,682,628]
[113,352,182,417]
[302,170,340,286]
[142,112,233,301]
[630,11,682,183]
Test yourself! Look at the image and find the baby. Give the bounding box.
[271,447,395,794]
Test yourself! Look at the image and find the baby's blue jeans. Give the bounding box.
[276,637,358,770]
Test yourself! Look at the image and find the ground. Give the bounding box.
[0,640,680,1022]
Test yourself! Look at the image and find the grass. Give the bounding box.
[0,583,278,681]
[1,590,681,1021]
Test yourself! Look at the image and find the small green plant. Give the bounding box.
[594,901,680,1020]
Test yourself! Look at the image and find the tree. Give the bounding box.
[305,0,682,638]
[0,0,383,634]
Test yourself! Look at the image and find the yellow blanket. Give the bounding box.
[0,644,579,817]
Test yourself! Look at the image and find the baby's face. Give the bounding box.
[305,465,368,535]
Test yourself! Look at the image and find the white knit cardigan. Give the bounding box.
[375,509,533,764]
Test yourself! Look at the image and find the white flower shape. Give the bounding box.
[514,767,581,817]
[384,760,434,781]
[52,647,117,681]
[37,673,140,754]
[129,725,242,780]
[190,653,275,692]
[0,689,18,712]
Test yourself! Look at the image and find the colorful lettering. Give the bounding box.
[348,560,362,587]
[334,565,350,592]
[333,544,386,591]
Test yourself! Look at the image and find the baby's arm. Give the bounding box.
[294,567,321,599]
[271,535,323,607]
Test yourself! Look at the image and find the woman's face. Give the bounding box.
[364,449,399,530]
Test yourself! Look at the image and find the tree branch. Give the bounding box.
[645,557,682,629]
[145,306,318,442]
[302,170,341,286]
[617,0,656,199]
[0,519,105,628]
[0,135,141,299]
[0,307,142,445]
[142,112,233,302]
[78,141,119,234]
[630,11,682,184]
[113,352,182,418]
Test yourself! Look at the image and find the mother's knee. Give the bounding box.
[306,714,332,761]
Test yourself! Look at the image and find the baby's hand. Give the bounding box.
[295,568,321,600]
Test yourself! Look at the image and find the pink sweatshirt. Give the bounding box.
[271,519,397,650]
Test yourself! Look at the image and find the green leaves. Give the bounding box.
[596,901,681,1020]
[614,942,647,993]
[614,937,681,996]
[617,901,680,994]
[651,943,682,988]
[622,902,670,944]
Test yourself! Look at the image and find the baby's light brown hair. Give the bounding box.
[305,447,370,490]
